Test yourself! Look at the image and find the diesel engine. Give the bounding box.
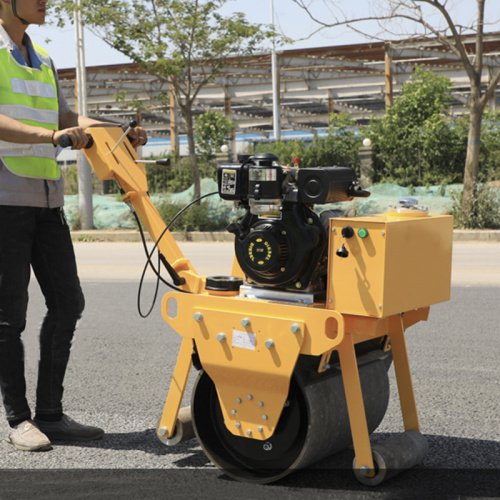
[218,153,369,294]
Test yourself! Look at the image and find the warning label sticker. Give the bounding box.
[232,330,256,350]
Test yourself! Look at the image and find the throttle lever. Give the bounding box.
[336,225,354,258]
[109,119,138,154]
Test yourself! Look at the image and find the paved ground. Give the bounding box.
[71,239,500,287]
[0,241,498,499]
[70,228,500,243]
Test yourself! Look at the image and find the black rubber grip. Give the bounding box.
[155,159,171,166]
[59,134,94,149]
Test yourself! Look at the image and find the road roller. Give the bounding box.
[80,127,453,485]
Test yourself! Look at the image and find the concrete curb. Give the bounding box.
[71,230,234,243]
[71,229,500,243]
[452,230,500,242]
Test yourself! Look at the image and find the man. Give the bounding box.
[0,0,147,451]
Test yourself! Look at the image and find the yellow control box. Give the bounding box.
[327,214,453,318]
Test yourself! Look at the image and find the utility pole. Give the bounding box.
[75,0,93,229]
[271,0,281,141]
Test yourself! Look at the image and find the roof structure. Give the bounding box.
[57,33,500,140]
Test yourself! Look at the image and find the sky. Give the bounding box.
[26,0,498,70]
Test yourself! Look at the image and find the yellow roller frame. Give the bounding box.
[83,128,452,478]
[84,127,204,294]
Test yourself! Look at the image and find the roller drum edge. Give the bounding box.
[353,430,429,486]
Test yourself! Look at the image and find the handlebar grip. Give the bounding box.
[59,134,94,149]
[156,159,171,167]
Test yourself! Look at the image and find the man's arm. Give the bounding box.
[58,110,147,149]
[0,110,147,150]
[0,113,53,145]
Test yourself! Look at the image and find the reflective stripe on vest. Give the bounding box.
[0,43,60,180]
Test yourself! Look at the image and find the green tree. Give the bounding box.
[293,0,500,226]
[478,111,500,179]
[253,139,308,166]
[50,0,273,200]
[305,112,362,171]
[369,68,466,185]
[195,109,234,161]
[253,112,361,170]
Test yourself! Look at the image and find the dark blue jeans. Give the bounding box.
[0,206,85,424]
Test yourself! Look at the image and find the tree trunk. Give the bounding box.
[462,99,483,225]
[183,108,201,201]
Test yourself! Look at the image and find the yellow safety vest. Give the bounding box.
[0,41,60,180]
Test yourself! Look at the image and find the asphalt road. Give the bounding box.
[0,242,499,499]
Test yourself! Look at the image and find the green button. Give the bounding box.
[358,228,369,238]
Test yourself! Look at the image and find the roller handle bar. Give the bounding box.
[59,120,138,149]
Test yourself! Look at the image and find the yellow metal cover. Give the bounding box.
[327,214,453,318]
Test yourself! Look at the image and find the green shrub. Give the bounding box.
[252,139,308,166]
[62,164,106,195]
[145,156,217,194]
[450,181,500,229]
[156,201,228,232]
[369,68,466,186]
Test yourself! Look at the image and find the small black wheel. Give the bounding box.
[353,451,386,486]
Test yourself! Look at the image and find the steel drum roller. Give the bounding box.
[192,352,391,483]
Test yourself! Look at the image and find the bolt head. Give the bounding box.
[236,398,242,404]
[159,426,168,436]
[258,401,264,407]
[231,409,237,415]
[241,318,251,327]
[194,312,203,322]
[265,339,275,349]
[216,333,226,342]
[235,423,241,429]
[262,415,268,421]
[247,394,253,400]
[359,465,371,477]
[291,323,300,334]
[257,426,263,432]
[246,430,252,436]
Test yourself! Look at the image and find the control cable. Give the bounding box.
[132,191,219,318]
